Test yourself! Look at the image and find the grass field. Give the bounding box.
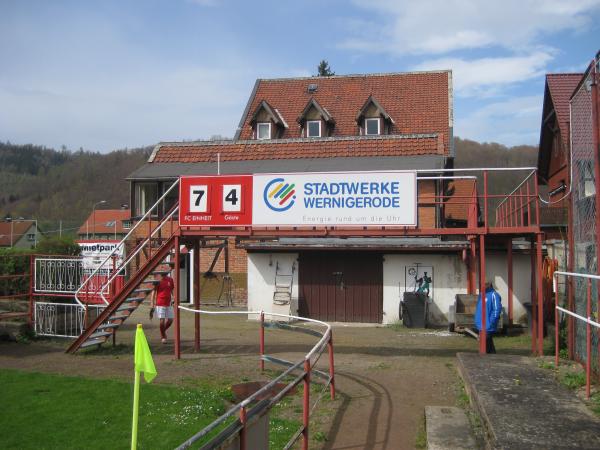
[0,368,300,449]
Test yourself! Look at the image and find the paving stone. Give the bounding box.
[457,353,600,449]
[425,405,477,450]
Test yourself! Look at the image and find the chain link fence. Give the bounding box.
[571,59,599,369]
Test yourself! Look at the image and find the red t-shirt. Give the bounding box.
[155,276,174,307]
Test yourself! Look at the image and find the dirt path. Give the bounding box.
[0,306,523,449]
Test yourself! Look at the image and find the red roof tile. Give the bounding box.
[78,209,131,236]
[546,74,583,148]
[152,135,443,163]
[0,222,35,247]
[237,72,451,154]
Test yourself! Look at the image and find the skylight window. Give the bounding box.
[365,118,380,135]
[307,120,321,137]
[257,122,271,140]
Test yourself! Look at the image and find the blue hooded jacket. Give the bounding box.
[474,287,502,333]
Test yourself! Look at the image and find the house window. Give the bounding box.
[365,118,380,135]
[122,220,131,230]
[257,122,271,140]
[307,120,321,137]
[578,160,595,199]
[162,181,179,215]
[27,233,35,242]
[135,182,158,216]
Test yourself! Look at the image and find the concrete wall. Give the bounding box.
[247,250,532,325]
[247,253,299,318]
[383,253,467,325]
[485,251,531,324]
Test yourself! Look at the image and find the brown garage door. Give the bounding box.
[298,252,383,323]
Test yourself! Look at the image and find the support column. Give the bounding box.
[507,237,514,325]
[174,236,181,360]
[469,238,477,294]
[193,240,201,353]
[479,234,487,355]
[530,236,537,354]
[536,233,544,356]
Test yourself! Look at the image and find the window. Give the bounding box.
[578,160,595,199]
[162,181,179,215]
[135,182,158,216]
[257,122,271,140]
[27,233,35,242]
[307,120,321,137]
[122,220,131,230]
[365,118,380,135]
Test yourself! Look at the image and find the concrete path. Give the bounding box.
[458,353,600,449]
[425,406,477,450]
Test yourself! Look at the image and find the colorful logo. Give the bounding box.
[264,178,296,212]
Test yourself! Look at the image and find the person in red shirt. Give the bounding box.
[151,272,175,343]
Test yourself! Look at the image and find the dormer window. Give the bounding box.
[297,98,335,138]
[257,122,271,140]
[249,100,288,140]
[307,120,321,137]
[356,95,394,136]
[365,118,380,135]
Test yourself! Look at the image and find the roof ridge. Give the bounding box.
[156,133,439,149]
[257,69,451,82]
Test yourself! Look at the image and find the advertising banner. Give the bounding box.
[78,240,125,274]
[252,171,417,226]
[179,170,417,227]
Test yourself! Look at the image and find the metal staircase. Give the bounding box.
[66,181,180,353]
[273,261,295,305]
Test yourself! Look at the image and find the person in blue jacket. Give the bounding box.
[474,281,502,354]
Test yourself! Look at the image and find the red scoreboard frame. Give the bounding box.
[179,175,253,227]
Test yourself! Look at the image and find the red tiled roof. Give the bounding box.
[546,74,583,148]
[0,222,35,246]
[237,72,451,154]
[445,179,478,222]
[152,135,443,163]
[78,209,130,235]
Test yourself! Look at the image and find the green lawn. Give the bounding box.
[0,369,300,449]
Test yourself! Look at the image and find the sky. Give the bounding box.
[1,0,599,152]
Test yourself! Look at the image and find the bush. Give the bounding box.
[35,236,81,256]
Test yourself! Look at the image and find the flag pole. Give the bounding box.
[131,324,142,450]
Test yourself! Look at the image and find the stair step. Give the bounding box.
[80,338,106,349]
[153,270,171,275]
[89,331,113,340]
[97,323,120,331]
[117,305,138,312]
[109,314,130,322]
[133,288,153,294]
[124,297,144,303]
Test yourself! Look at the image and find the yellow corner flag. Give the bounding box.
[132,324,157,450]
[135,324,157,383]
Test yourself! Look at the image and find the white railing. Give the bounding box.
[553,271,600,399]
[74,179,180,307]
[176,307,334,450]
[34,302,105,338]
[34,258,110,296]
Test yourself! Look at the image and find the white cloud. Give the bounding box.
[341,0,600,55]
[414,51,554,97]
[457,95,543,145]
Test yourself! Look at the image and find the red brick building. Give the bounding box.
[127,71,482,321]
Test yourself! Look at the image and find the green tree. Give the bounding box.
[36,236,81,256]
[317,60,335,76]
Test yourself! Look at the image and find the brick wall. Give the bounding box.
[418,180,437,228]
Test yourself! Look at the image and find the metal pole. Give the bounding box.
[483,171,488,230]
[328,333,335,400]
[28,255,34,326]
[587,278,592,399]
[526,181,531,226]
[536,233,544,355]
[193,241,200,352]
[555,279,559,367]
[591,61,600,381]
[174,236,181,360]
[567,114,575,358]
[260,311,265,371]
[470,239,477,294]
[302,359,311,450]
[239,406,247,450]
[507,238,513,325]
[531,236,537,354]
[479,234,487,354]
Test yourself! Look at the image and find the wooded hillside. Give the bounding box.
[0,142,151,234]
[0,138,537,235]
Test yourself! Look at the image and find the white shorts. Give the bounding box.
[156,306,174,319]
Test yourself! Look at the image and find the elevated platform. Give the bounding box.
[457,353,600,449]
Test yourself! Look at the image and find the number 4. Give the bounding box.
[222,185,241,212]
